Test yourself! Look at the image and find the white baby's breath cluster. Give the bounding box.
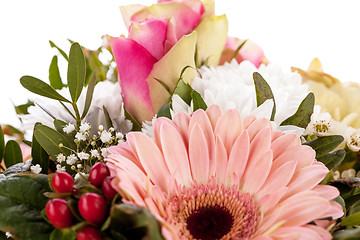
[55,122,124,173]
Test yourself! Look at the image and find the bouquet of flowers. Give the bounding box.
[1,0,360,239]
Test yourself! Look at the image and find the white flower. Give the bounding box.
[56,164,66,172]
[90,149,100,158]
[347,129,360,152]
[116,132,124,140]
[101,148,109,158]
[56,153,66,163]
[100,130,112,143]
[79,122,91,132]
[77,164,83,169]
[30,164,42,174]
[98,125,104,131]
[305,106,336,136]
[66,154,78,165]
[19,81,132,135]
[63,123,75,134]
[77,151,90,160]
[75,132,87,142]
[5,232,12,238]
[171,60,309,135]
[341,169,356,179]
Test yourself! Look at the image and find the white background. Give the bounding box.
[1,0,359,126]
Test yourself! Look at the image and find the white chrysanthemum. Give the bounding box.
[20,81,132,135]
[171,60,309,135]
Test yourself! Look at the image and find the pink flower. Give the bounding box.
[107,105,343,239]
[111,0,228,124]
[219,36,265,67]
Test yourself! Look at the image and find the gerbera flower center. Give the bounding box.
[186,206,233,240]
[168,179,261,239]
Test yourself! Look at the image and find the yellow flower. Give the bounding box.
[292,58,360,129]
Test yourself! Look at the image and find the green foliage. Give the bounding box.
[49,56,63,90]
[3,140,22,169]
[67,43,86,103]
[192,90,207,111]
[49,40,69,61]
[303,135,345,169]
[81,73,96,119]
[14,100,35,115]
[34,124,75,160]
[0,127,4,162]
[0,173,53,240]
[20,76,70,103]
[109,204,164,240]
[253,72,276,121]
[49,228,76,240]
[31,123,50,174]
[124,108,142,131]
[157,104,172,119]
[231,39,247,59]
[103,105,114,129]
[172,79,193,106]
[333,228,360,240]
[280,92,314,128]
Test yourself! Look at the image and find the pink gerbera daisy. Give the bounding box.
[106,105,343,240]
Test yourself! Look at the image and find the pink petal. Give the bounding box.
[241,128,273,194]
[313,185,340,200]
[271,226,324,240]
[219,37,265,68]
[270,133,301,159]
[304,225,332,240]
[189,109,216,176]
[127,132,171,192]
[214,109,243,155]
[214,135,228,185]
[257,160,297,199]
[153,117,176,151]
[245,117,272,142]
[205,104,222,130]
[172,112,191,147]
[225,130,250,187]
[159,122,192,187]
[257,187,287,214]
[189,124,210,184]
[129,19,168,60]
[111,37,156,123]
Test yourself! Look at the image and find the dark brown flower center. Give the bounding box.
[186,206,233,240]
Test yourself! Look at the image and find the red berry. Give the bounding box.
[101,176,117,200]
[51,172,74,193]
[89,162,110,186]
[45,198,73,228]
[76,226,103,240]
[79,193,107,224]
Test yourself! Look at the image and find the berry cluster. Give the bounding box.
[45,162,117,239]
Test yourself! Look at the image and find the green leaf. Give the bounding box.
[67,42,86,103]
[316,149,345,169]
[303,135,344,158]
[31,123,50,174]
[231,39,247,59]
[192,90,207,111]
[253,72,276,121]
[4,140,22,169]
[157,104,172,119]
[349,200,360,216]
[110,203,164,240]
[20,76,70,102]
[103,105,113,129]
[49,228,76,240]
[341,211,360,226]
[124,108,141,132]
[172,79,193,106]
[0,127,4,160]
[49,56,63,90]
[0,173,53,240]
[14,100,35,115]
[333,228,360,240]
[81,73,96,119]
[53,120,76,146]
[280,92,315,128]
[49,40,68,61]
[34,125,75,160]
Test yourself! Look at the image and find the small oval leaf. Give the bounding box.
[81,73,96,119]
[192,90,207,111]
[4,140,23,168]
[31,123,50,174]
[67,42,86,103]
[303,135,344,158]
[49,55,63,90]
[253,72,276,121]
[157,104,172,119]
[280,92,315,128]
[20,76,70,102]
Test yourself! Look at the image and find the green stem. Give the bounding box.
[72,102,82,128]
[59,101,76,119]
